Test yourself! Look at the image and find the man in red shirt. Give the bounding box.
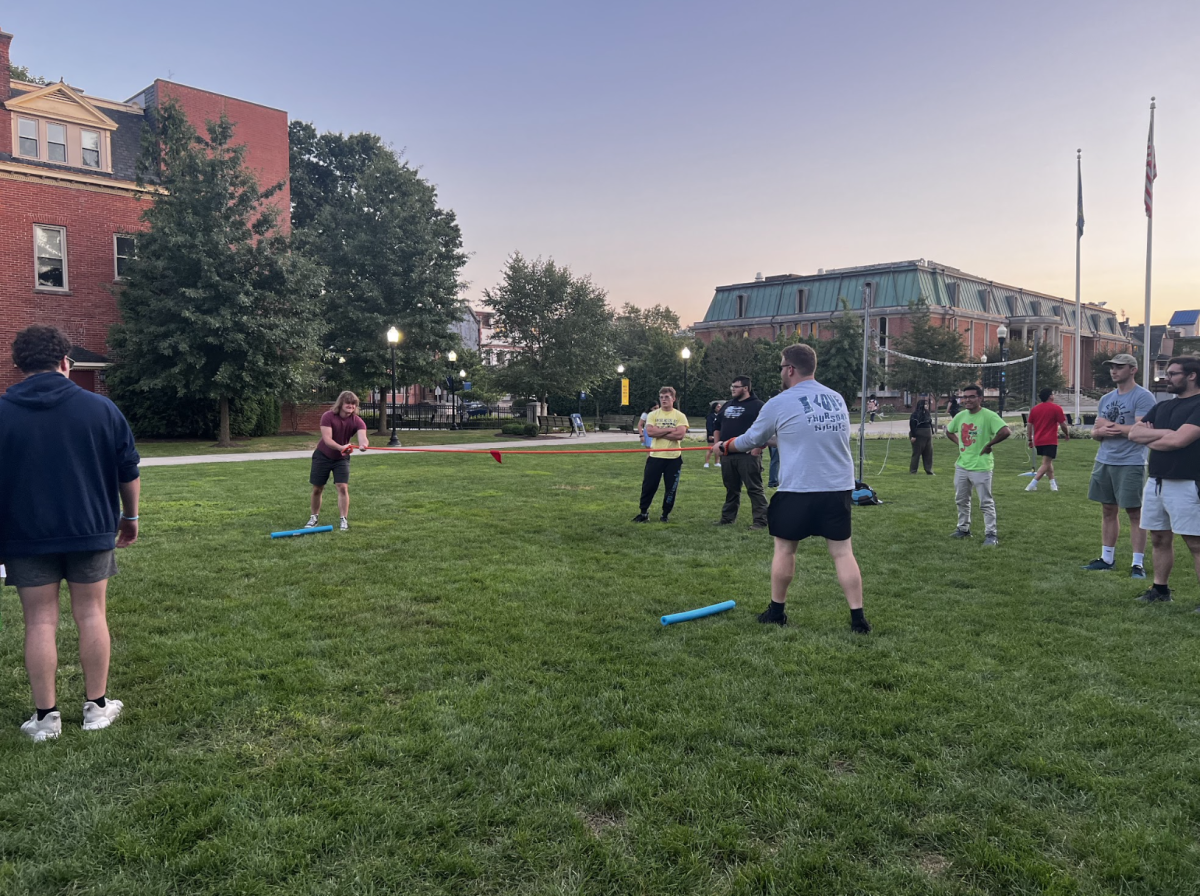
[1025,388,1069,492]
[306,391,369,531]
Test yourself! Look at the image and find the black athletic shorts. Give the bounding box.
[767,490,853,542]
[310,449,350,486]
[1035,445,1058,459]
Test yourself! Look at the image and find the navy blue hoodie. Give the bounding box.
[0,373,140,559]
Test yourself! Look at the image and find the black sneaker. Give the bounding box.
[749,522,767,530]
[850,616,872,634]
[631,513,650,523]
[757,605,788,626]
[951,528,971,539]
[659,515,670,523]
[1081,558,1114,571]
[713,520,734,526]
[1135,587,1173,603]
[1130,565,1146,579]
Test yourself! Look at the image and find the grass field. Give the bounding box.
[136,430,529,458]
[3,436,1199,895]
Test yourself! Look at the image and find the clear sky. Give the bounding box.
[6,1,1199,327]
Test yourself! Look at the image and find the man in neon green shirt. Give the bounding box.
[946,383,1011,546]
[632,386,689,523]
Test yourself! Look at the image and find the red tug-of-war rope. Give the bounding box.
[353,444,714,464]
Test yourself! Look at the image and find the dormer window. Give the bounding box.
[81,130,101,168]
[48,123,68,162]
[796,288,808,314]
[736,294,747,317]
[18,118,38,157]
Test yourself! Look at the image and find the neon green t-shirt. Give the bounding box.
[948,408,1006,471]
[645,408,689,458]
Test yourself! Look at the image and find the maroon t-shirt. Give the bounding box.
[318,410,367,459]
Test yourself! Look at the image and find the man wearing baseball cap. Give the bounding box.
[1081,353,1157,578]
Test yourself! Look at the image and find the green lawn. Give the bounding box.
[136,430,531,458]
[3,437,1199,895]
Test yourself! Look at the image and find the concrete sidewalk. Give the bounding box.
[139,428,649,467]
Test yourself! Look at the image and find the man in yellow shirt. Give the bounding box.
[632,386,690,523]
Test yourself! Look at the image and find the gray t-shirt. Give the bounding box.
[1096,385,1157,466]
[735,379,854,493]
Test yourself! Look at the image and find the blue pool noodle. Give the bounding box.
[270,525,333,539]
[660,599,736,626]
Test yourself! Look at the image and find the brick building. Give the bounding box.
[1,26,288,393]
[692,259,1137,393]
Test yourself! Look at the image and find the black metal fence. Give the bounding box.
[367,401,525,431]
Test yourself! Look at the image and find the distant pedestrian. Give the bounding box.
[712,376,768,529]
[632,387,689,523]
[1025,388,1069,492]
[306,391,369,532]
[867,397,879,423]
[636,402,657,448]
[947,395,961,418]
[1080,354,1157,577]
[1,325,140,741]
[946,383,1011,546]
[716,343,871,633]
[1127,356,1200,605]
[703,401,723,468]
[908,399,934,474]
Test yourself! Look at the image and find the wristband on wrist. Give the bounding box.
[121,514,139,521]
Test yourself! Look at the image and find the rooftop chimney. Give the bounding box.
[0,28,14,156]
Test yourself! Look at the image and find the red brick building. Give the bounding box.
[1,26,289,393]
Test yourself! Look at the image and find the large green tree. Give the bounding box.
[484,254,615,413]
[609,304,692,415]
[290,123,467,427]
[806,301,881,409]
[108,101,323,446]
[980,339,1065,407]
[888,299,972,406]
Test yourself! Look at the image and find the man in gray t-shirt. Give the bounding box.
[1081,354,1158,578]
[717,343,870,634]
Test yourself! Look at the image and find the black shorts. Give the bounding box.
[706,434,715,444]
[4,550,118,587]
[767,490,853,542]
[310,449,351,486]
[1035,445,1058,459]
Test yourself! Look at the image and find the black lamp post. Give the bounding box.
[680,346,691,414]
[997,324,1009,417]
[447,351,459,430]
[386,327,401,447]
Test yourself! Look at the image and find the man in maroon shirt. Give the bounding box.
[306,391,369,531]
[1025,388,1069,492]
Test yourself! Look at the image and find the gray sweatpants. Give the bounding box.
[954,466,997,536]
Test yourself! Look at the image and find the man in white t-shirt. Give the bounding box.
[717,343,870,633]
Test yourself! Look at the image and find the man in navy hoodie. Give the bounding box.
[0,326,140,742]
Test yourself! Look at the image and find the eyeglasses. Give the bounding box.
[66,357,76,370]
[779,364,794,371]
[1165,371,1187,379]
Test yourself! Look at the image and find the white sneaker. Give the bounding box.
[1025,481,1038,491]
[715,462,721,467]
[20,711,62,742]
[1050,481,1059,492]
[304,514,319,528]
[703,463,710,468]
[340,517,349,531]
[82,699,124,731]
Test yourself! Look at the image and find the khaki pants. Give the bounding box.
[954,466,996,536]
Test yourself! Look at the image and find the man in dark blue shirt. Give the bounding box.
[1,326,140,741]
[712,376,768,528]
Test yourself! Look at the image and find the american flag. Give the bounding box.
[1145,111,1157,218]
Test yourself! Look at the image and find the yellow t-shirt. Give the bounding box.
[645,408,689,459]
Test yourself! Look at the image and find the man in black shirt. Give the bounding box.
[1128,356,1200,607]
[712,375,768,528]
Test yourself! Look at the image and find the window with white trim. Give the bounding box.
[35,225,68,290]
[81,130,101,168]
[114,235,136,279]
[48,123,67,163]
[18,118,39,157]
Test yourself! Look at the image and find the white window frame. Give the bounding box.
[18,117,39,158]
[34,224,69,291]
[80,129,101,169]
[47,121,68,163]
[114,234,136,280]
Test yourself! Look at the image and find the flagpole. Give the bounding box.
[1074,149,1082,424]
[1143,98,1156,388]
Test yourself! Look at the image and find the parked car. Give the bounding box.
[463,401,490,417]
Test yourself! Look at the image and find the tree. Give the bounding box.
[806,300,881,409]
[9,64,48,85]
[108,100,323,446]
[695,333,759,406]
[290,123,467,429]
[980,339,1065,406]
[484,254,615,413]
[1091,349,1118,392]
[888,299,972,405]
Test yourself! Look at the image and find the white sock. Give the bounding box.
[1050,479,1057,486]
[1133,552,1145,567]
[1101,546,1116,565]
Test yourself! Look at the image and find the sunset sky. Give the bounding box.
[7,1,1199,328]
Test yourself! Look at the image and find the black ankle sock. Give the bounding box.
[850,608,865,623]
[90,695,106,708]
[36,706,58,721]
[1154,583,1171,595]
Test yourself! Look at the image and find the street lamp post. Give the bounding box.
[386,327,401,447]
[997,324,1009,416]
[680,347,691,414]
[447,351,459,430]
